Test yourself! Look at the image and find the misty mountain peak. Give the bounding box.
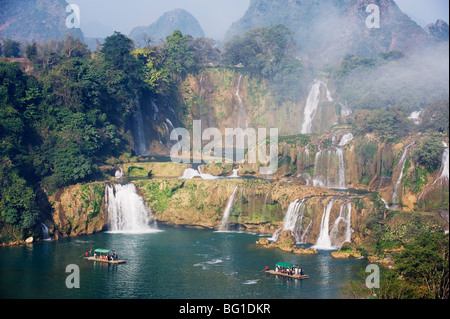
[129,8,205,47]
[424,19,449,42]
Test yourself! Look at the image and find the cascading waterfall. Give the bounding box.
[313,199,336,250]
[229,169,239,178]
[180,167,220,180]
[418,141,449,201]
[218,186,239,231]
[133,99,148,156]
[270,199,310,243]
[329,202,353,247]
[115,167,124,179]
[301,80,333,134]
[391,142,415,209]
[433,142,449,185]
[41,223,50,241]
[235,74,248,129]
[312,134,348,189]
[105,183,159,233]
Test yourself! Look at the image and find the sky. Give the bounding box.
[69,0,450,40]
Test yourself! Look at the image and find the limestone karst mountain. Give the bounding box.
[225,0,435,64]
[129,8,205,47]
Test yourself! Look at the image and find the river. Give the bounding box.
[0,227,368,299]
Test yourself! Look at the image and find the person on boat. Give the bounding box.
[265,266,269,271]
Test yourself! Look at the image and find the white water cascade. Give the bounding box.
[418,142,449,201]
[218,186,239,231]
[180,167,220,180]
[115,167,124,179]
[271,199,308,243]
[41,223,50,241]
[313,199,336,250]
[301,80,333,134]
[329,202,353,247]
[434,142,449,185]
[229,169,239,178]
[105,183,159,233]
[133,99,148,156]
[235,74,248,129]
[391,142,415,209]
[312,134,348,189]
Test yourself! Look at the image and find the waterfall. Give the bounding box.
[313,199,336,250]
[235,75,248,129]
[433,142,449,185]
[133,99,148,156]
[418,142,449,201]
[339,102,352,117]
[339,133,354,147]
[301,80,333,134]
[312,148,346,189]
[180,167,220,180]
[329,202,353,247]
[151,100,159,121]
[115,167,124,179]
[301,80,322,134]
[105,183,159,234]
[408,111,421,125]
[41,223,50,241]
[229,169,239,178]
[270,199,308,243]
[391,142,415,209]
[218,186,239,231]
[312,133,348,189]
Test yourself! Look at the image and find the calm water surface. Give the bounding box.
[0,227,367,299]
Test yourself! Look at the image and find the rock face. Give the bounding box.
[424,20,450,42]
[50,182,106,237]
[0,0,83,42]
[129,8,205,47]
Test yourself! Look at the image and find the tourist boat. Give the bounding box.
[265,262,309,279]
[83,248,126,264]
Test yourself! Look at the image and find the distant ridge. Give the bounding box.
[129,8,205,47]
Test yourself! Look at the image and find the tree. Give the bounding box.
[164,30,195,77]
[0,159,39,231]
[394,232,449,299]
[421,100,449,135]
[2,39,21,58]
[411,137,445,173]
[190,37,221,66]
[25,42,38,61]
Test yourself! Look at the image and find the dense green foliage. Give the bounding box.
[344,232,448,299]
[2,39,21,58]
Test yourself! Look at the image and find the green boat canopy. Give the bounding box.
[94,249,111,254]
[276,262,295,268]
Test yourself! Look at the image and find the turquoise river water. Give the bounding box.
[0,227,368,299]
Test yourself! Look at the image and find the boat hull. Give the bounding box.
[265,270,308,279]
[83,257,126,264]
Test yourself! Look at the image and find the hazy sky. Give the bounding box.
[69,0,450,40]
